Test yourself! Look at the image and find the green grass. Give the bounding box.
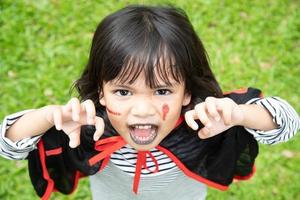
[0,0,299,199]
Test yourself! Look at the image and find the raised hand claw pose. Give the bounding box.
[185,96,278,139]
[47,98,105,147]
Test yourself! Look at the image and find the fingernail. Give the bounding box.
[69,141,75,148]
[193,123,199,130]
[94,134,99,141]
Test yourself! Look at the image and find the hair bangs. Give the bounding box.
[112,42,185,88]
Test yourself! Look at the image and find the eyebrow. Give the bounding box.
[110,82,180,89]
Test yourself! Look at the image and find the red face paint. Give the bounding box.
[162,104,169,120]
[107,107,121,116]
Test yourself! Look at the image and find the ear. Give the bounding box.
[182,93,191,106]
[99,91,106,106]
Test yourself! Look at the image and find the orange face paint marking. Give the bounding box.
[107,107,121,116]
[162,104,169,120]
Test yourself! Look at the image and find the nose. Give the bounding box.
[131,99,156,117]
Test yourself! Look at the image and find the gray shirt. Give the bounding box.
[90,161,207,200]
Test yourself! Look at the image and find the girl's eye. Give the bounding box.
[155,89,171,95]
[115,90,131,96]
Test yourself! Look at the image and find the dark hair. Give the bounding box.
[74,5,223,111]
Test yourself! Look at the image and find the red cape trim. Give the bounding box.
[38,141,86,199]
[45,147,62,156]
[38,140,54,200]
[234,165,256,180]
[156,145,229,191]
[223,88,249,95]
[223,87,263,98]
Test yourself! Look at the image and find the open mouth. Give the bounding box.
[128,124,158,145]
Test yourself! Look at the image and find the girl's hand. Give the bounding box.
[184,97,244,139]
[45,98,104,148]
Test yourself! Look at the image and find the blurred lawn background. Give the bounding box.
[0,0,299,199]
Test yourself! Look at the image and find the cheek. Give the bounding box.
[162,104,169,120]
[106,107,121,116]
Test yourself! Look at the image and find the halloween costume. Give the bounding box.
[27,87,262,199]
[1,87,299,199]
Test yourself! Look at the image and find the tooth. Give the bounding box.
[132,125,156,129]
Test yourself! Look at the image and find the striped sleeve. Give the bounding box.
[244,97,300,145]
[0,110,42,160]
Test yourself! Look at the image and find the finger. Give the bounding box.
[194,103,212,128]
[63,98,73,113]
[81,100,96,125]
[93,117,105,141]
[53,107,62,130]
[222,105,233,125]
[68,130,81,148]
[70,97,81,122]
[184,110,199,130]
[216,99,233,125]
[205,97,220,121]
[198,127,210,139]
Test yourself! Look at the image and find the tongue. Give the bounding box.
[132,128,152,137]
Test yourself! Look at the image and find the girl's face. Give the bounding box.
[99,72,191,151]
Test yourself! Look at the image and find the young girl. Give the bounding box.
[1,5,299,200]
